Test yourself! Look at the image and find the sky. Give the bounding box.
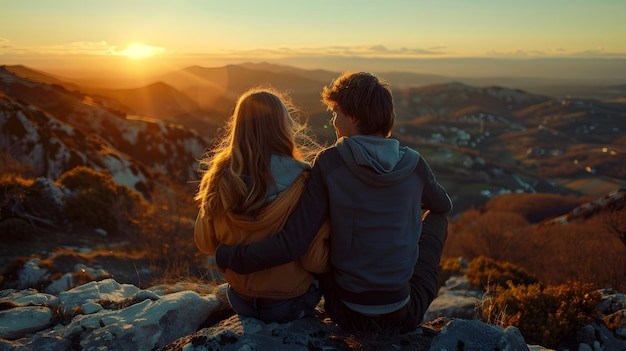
[1,0,626,83]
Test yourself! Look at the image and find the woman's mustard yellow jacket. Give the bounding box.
[194,171,330,299]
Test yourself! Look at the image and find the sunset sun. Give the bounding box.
[119,43,162,59]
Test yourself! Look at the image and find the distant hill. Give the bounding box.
[389,80,626,206]
[2,64,82,92]
[238,62,339,84]
[156,64,331,114]
[0,66,210,196]
[393,82,551,120]
[2,62,625,214]
[539,188,626,226]
[88,81,201,119]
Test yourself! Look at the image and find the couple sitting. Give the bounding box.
[194,71,453,334]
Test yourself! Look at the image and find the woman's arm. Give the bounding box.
[299,219,331,274]
[194,212,221,254]
[215,161,329,274]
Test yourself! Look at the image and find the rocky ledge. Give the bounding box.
[0,278,544,351]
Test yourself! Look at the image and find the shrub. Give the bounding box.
[0,175,67,230]
[447,206,626,291]
[444,207,535,264]
[479,280,601,348]
[466,256,539,290]
[0,174,33,222]
[58,166,149,235]
[58,166,119,232]
[0,173,33,196]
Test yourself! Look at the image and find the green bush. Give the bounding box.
[58,166,148,234]
[480,280,601,348]
[466,256,539,290]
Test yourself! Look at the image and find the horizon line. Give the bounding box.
[3,56,626,90]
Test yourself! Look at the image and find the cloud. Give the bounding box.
[527,50,548,56]
[0,40,113,56]
[0,38,29,55]
[485,47,626,59]
[573,49,626,58]
[428,45,448,51]
[3,40,624,64]
[369,44,388,52]
[0,37,14,50]
[211,44,448,60]
[486,49,531,58]
[575,48,607,57]
[60,41,116,55]
[0,41,168,58]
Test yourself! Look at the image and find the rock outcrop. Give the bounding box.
[0,279,540,351]
[2,256,626,350]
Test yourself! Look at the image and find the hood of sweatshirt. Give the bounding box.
[335,135,420,186]
[266,155,309,203]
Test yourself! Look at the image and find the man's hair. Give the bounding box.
[321,72,395,136]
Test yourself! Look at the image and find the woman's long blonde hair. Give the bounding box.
[195,87,319,218]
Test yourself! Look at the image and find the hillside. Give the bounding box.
[87,81,201,120]
[0,66,210,195]
[3,62,626,213]
[391,82,626,206]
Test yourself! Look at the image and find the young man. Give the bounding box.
[215,72,453,333]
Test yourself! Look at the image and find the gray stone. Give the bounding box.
[0,306,52,340]
[427,319,528,351]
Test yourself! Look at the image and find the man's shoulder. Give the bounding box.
[314,145,341,163]
[400,144,420,155]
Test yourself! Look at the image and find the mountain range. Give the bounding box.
[1,62,625,216]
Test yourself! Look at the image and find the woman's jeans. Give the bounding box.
[227,280,322,323]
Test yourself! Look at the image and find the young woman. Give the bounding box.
[194,87,329,323]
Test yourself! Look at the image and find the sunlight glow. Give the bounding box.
[118,43,162,59]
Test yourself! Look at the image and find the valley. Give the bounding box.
[2,63,625,216]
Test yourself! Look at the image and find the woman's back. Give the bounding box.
[193,88,328,322]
